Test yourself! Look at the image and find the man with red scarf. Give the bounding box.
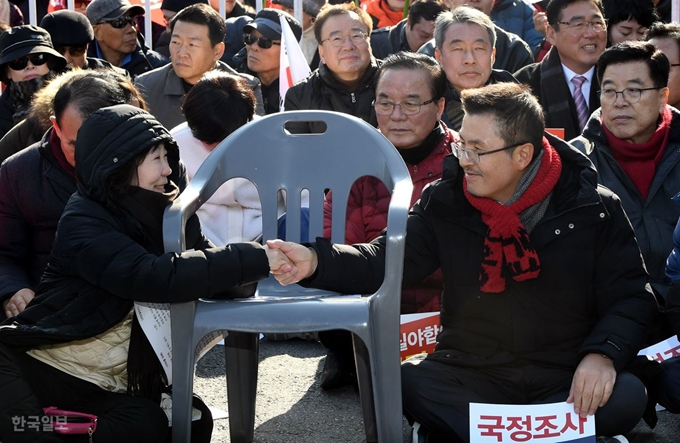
[267,82,657,442]
[572,41,680,304]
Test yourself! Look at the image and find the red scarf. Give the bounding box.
[602,106,671,200]
[463,138,562,293]
[49,128,76,181]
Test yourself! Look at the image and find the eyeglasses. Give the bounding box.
[451,141,530,164]
[671,63,680,68]
[99,15,137,29]
[599,87,662,104]
[54,45,87,57]
[243,33,280,49]
[320,31,368,48]
[8,53,48,71]
[556,18,607,33]
[372,98,436,115]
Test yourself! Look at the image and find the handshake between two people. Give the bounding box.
[262,239,318,286]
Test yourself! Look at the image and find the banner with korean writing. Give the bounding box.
[400,311,440,361]
[470,402,595,443]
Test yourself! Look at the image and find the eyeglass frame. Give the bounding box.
[243,32,281,49]
[555,18,607,33]
[451,140,531,164]
[320,31,368,48]
[598,86,663,104]
[98,15,137,29]
[372,98,437,116]
[54,45,87,57]
[7,53,49,71]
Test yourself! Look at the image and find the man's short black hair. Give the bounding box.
[461,82,545,162]
[597,41,669,89]
[377,51,447,102]
[169,3,226,47]
[547,0,604,29]
[182,71,256,145]
[407,0,445,29]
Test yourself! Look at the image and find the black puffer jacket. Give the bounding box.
[0,105,269,348]
[370,19,410,60]
[283,58,380,133]
[0,130,74,304]
[571,108,680,298]
[305,134,657,373]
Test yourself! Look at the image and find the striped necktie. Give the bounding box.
[572,75,589,131]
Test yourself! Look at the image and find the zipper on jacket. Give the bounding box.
[350,92,356,103]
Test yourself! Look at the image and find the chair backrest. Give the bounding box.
[163,110,413,294]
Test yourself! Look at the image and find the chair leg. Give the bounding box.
[367,330,403,443]
[224,331,260,443]
[353,334,378,443]
[171,303,197,443]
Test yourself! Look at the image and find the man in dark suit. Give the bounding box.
[515,0,606,141]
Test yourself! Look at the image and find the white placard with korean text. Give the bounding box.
[469,401,595,443]
[134,302,226,385]
[638,334,680,362]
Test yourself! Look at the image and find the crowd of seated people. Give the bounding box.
[0,0,679,441]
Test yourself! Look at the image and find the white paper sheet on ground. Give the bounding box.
[208,405,229,420]
[469,401,595,442]
[134,302,227,385]
[161,392,203,425]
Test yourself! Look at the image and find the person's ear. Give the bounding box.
[435,97,445,119]
[213,41,225,61]
[50,115,61,137]
[659,86,670,113]
[546,23,558,46]
[514,142,534,170]
[92,24,103,41]
[318,43,326,64]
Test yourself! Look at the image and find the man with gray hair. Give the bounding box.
[418,0,533,74]
[86,0,169,77]
[434,6,517,130]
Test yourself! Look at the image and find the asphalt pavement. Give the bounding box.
[193,338,680,443]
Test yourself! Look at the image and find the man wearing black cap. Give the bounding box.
[0,25,67,140]
[235,8,302,114]
[86,0,169,77]
[40,9,125,73]
[135,3,262,129]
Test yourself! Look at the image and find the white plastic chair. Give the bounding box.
[164,110,413,442]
